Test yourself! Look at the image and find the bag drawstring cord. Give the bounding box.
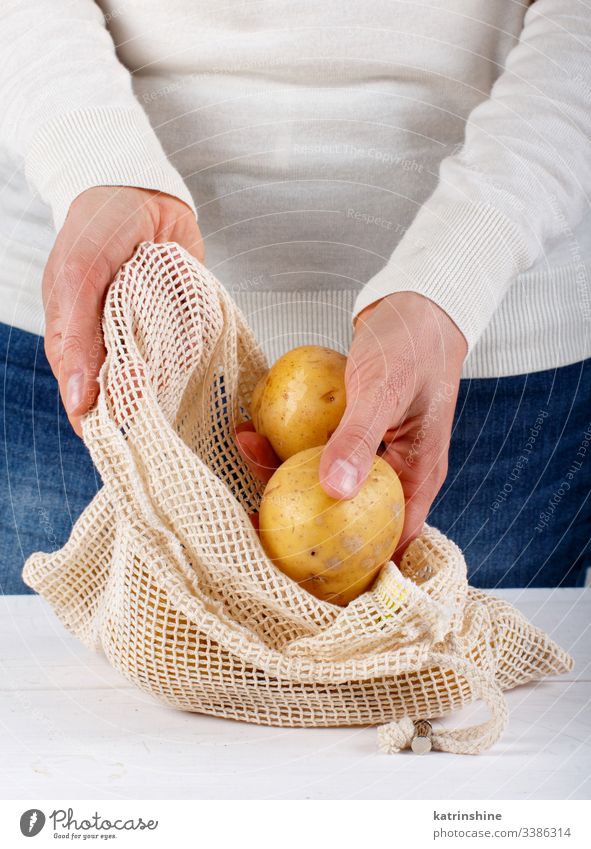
[377,652,508,755]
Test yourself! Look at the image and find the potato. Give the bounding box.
[249,371,267,434]
[250,345,346,461]
[259,447,404,606]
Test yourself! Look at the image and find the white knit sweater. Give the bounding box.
[1,0,590,377]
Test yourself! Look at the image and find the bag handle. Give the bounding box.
[377,651,508,755]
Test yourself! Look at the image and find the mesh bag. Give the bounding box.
[23,242,573,755]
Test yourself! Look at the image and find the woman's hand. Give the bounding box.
[43,185,203,435]
[234,421,281,484]
[236,292,467,558]
[319,292,467,555]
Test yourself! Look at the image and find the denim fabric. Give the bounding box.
[1,322,589,593]
[428,359,590,588]
[1,324,100,594]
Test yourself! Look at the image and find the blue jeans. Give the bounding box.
[1,323,589,593]
[428,363,590,588]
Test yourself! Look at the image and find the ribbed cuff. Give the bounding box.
[353,201,529,351]
[25,106,197,231]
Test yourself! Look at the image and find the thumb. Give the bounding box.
[177,225,204,264]
[319,377,394,500]
[43,252,111,429]
[154,198,205,264]
[44,235,144,429]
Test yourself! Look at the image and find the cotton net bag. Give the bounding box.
[23,242,573,755]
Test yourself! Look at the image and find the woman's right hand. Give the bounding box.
[43,185,203,435]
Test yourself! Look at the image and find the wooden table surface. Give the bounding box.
[1,589,589,800]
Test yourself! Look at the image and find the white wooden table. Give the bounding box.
[0,589,589,800]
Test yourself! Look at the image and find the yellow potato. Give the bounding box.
[250,345,346,461]
[259,447,404,606]
[249,371,267,434]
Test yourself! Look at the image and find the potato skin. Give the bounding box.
[259,447,405,606]
[250,345,346,461]
[249,372,267,433]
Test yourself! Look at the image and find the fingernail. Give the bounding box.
[65,371,84,413]
[326,458,359,496]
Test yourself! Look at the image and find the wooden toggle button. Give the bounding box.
[411,719,433,754]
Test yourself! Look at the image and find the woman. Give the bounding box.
[1,0,589,593]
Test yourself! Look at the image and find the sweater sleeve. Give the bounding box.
[0,0,196,231]
[353,0,591,351]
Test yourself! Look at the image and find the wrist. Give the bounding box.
[358,291,468,359]
[353,201,528,352]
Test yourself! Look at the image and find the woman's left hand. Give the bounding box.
[235,291,467,558]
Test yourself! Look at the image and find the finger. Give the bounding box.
[152,197,205,263]
[382,434,450,559]
[235,421,256,434]
[394,480,436,557]
[176,218,205,264]
[319,356,400,500]
[319,295,426,500]
[43,252,110,423]
[66,409,85,439]
[235,429,281,483]
[43,202,155,421]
